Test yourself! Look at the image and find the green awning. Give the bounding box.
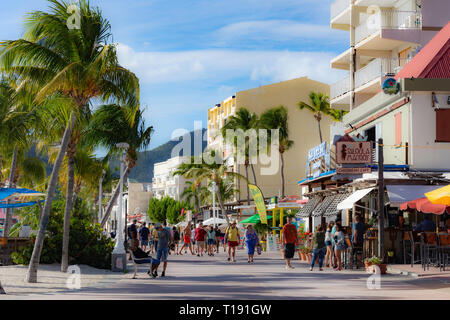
[240,213,273,224]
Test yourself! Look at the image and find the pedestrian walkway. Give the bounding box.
[2,249,449,300]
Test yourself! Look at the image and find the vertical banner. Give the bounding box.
[248,184,268,224]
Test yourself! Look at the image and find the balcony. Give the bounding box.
[355,10,422,44]
[354,58,397,90]
[330,75,350,101]
[331,0,350,22]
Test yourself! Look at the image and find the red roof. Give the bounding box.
[396,22,450,79]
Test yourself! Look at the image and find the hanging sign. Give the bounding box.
[336,141,372,164]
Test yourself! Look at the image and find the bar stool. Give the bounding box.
[438,233,450,271]
[405,231,421,267]
[422,232,438,271]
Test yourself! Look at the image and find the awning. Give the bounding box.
[337,188,375,210]
[0,187,45,201]
[324,193,351,217]
[297,196,320,218]
[312,195,336,217]
[400,197,449,215]
[386,185,443,207]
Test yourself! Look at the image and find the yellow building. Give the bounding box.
[207,76,334,202]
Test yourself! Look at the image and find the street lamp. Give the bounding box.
[210,181,218,227]
[111,142,129,272]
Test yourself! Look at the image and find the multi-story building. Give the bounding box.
[152,156,189,201]
[207,77,333,202]
[126,180,153,222]
[329,0,449,111]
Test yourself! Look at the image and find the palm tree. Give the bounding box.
[221,108,259,204]
[259,106,293,199]
[175,150,247,224]
[85,104,153,228]
[0,0,139,282]
[180,180,208,221]
[297,92,332,144]
[328,108,349,122]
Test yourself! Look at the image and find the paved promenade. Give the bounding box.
[1,249,449,300]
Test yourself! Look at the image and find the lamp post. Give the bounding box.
[111,142,129,272]
[210,181,218,227]
[98,169,106,224]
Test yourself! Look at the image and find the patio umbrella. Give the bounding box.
[425,184,450,205]
[400,197,449,215]
[240,213,273,224]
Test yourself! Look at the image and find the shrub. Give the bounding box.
[11,195,115,269]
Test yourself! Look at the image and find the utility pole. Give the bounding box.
[377,138,385,261]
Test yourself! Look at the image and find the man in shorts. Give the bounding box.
[195,222,207,257]
[281,217,297,269]
[225,220,240,262]
[179,221,195,255]
[139,222,150,252]
[153,223,173,278]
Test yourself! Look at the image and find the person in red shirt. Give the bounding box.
[281,216,298,269]
[195,222,207,257]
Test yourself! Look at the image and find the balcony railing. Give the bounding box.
[355,10,422,44]
[331,0,350,21]
[330,75,351,100]
[355,58,398,88]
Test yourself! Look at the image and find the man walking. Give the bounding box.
[152,223,173,278]
[139,222,150,252]
[225,220,240,262]
[127,219,139,260]
[179,221,195,255]
[195,222,207,257]
[281,216,297,269]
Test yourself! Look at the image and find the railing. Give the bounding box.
[355,58,398,88]
[330,75,351,100]
[355,10,422,44]
[331,0,350,21]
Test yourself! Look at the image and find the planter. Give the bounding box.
[365,263,387,275]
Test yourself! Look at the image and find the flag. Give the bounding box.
[248,184,268,224]
[181,208,185,217]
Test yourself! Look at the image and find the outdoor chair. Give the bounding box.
[348,239,363,270]
[438,234,450,272]
[404,231,421,267]
[421,232,438,271]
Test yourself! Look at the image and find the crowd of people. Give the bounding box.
[124,214,369,279]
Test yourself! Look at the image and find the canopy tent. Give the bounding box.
[386,185,442,207]
[0,201,42,209]
[425,184,450,205]
[202,217,228,226]
[400,197,449,215]
[240,213,273,224]
[175,221,188,228]
[0,188,45,201]
[337,188,375,210]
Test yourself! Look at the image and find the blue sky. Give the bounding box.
[1,0,348,149]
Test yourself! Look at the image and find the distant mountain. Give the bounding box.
[110,128,207,182]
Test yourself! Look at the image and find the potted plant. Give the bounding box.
[364,256,387,274]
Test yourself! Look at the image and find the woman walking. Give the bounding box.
[244,225,259,263]
[324,221,334,268]
[334,224,346,271]
[214,226,221,253]
[178,221,195,255]
[310,225,326,271]
[173,226,180,254]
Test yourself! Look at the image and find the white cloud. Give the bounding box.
[117,43,346,86]
[215,20,346,43]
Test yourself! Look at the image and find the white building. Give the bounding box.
[152,156,189,201]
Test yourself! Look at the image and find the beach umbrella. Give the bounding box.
[425,184,450,205]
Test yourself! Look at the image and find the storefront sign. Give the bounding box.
[336,141,372,164]
[248,184,268,224]
[336,167,371,174]
[382,78,400,95]
[307,142,326,162]
[312,160,322,170]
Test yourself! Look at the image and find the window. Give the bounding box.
[395,112,402,146]
[435,109,450,142]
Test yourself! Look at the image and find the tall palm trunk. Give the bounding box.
[61,148,75,273]
[280,151,285,198]
[215,182,229,225]
[250,163,257,185]
[100,167,131,228]
[26,112,75,283]
[317,116,323,143]
[3,146,18,237]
